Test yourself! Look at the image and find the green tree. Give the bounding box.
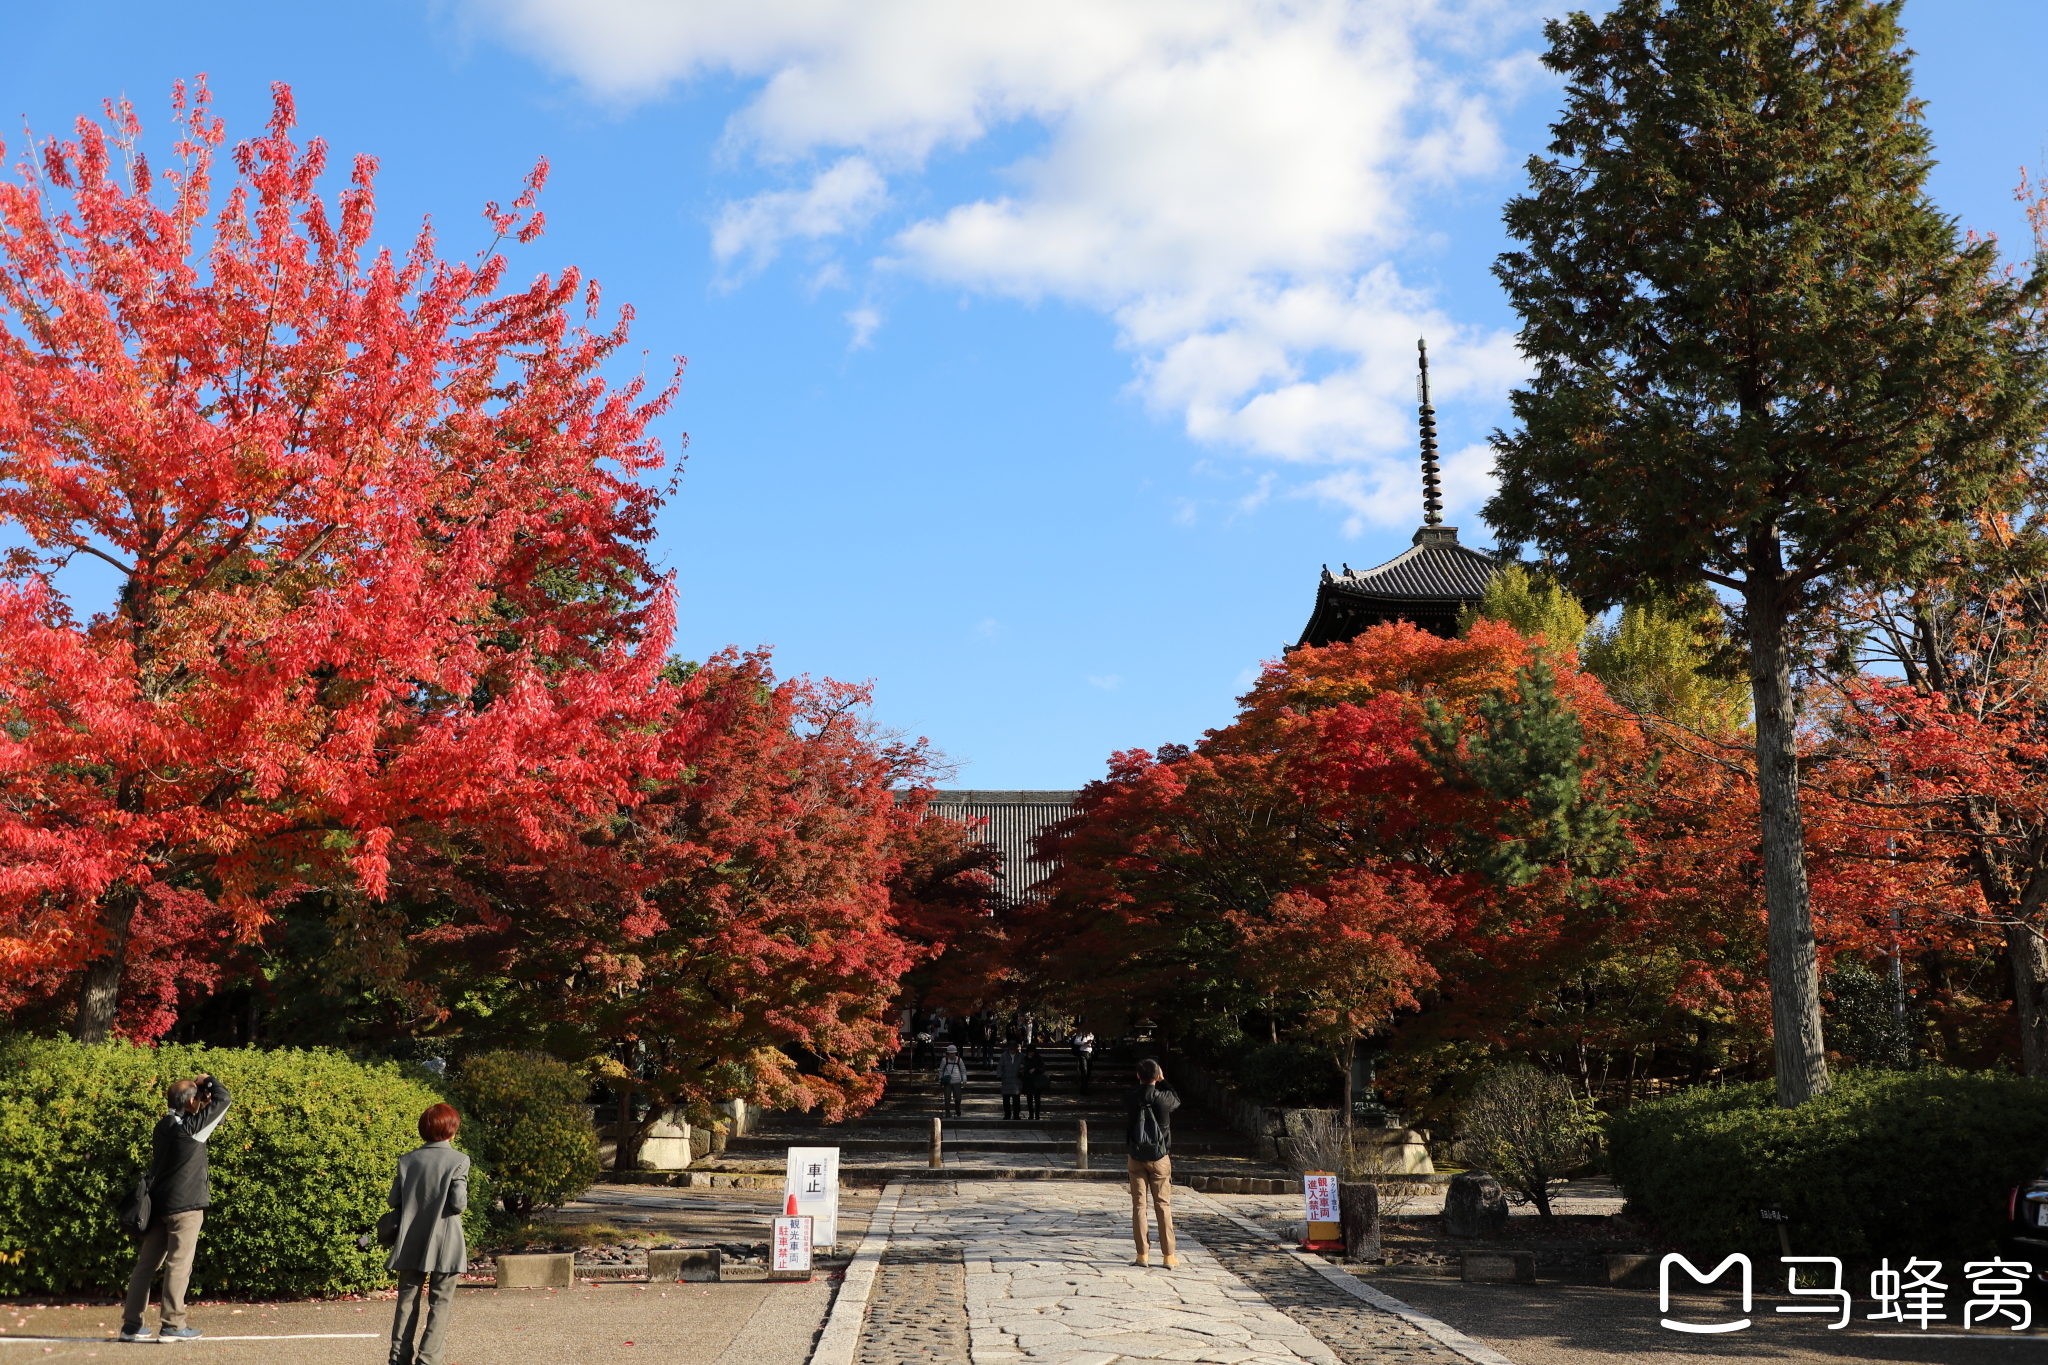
[1485,0,2048,1105]
[1585,592,1751,734]
[1462,565,1590,651]
[1422,661,1630,888]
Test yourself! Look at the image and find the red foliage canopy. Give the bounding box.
[0,82,678,1039]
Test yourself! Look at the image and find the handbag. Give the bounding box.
[117,1175,153,1239]
[376,1210,400,1250]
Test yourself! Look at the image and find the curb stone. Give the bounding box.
[808,1180,906,1365]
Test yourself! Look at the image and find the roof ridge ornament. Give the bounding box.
[1417,337,1443,527]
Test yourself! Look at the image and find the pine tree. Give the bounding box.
[1486,0,2048,1105]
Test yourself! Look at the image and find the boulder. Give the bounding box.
[1443,1171,1509,1240]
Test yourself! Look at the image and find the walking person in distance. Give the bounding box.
[938,1044,968,1117]
[386,1103,470,1365]
[998,1040,1024,1120]
[1070,1028,1096,1091]
[1022,1043,1048,1121]
[1125,1059,1180,1267]
[121,1073,232,1342]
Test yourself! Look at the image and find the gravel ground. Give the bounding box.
[1180,1213,1471,1365]
[855,1241,971,1364]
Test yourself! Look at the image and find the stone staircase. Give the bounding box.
[718,1046,1292,1183]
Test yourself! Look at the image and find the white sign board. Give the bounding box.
[1303,1173,1340,1224]
[771,1215,813,1272]
[785,1147,841,1247]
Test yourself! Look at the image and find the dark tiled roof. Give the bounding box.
[923,790,1078,905]
[1295,526,1499,649]
[1325,527,1498,602]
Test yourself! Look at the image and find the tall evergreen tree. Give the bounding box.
[1486,0,2048,1104]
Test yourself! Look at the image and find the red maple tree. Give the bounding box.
[0,81,678,1040]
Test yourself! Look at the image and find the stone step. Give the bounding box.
[725,1136,1252,1156]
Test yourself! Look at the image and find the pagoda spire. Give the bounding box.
[1417,338,1443,526]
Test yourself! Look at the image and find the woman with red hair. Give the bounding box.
[385,1103,470,1365]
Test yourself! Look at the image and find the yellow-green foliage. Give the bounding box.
[1461,564,1590,651]
[0,1038,492,1297]
[1584,594,1750,732]
[447,1052,599,1216]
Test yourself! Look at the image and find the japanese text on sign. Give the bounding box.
[1303,1174,1339,1223]
[772,1216,813,1272]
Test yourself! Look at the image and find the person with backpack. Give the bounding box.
[1124,1058,1181,1268]
[120,1073,232,1342]
[938,1045,969,1116]
[386,1103,471,1365]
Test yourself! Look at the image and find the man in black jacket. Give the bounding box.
[1124,1059,1180,1267]
[121,1073,231,1342]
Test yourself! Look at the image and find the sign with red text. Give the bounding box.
[772,1215,814,1273]
[1303,1173,1340,1223]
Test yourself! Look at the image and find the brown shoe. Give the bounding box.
[1163,1254,1179,1269]
[1134,1252,1150,1266]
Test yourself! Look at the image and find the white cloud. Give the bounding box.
[711,156,888,279]
[845,306,882,348]
[472,0,1543,514]
[1087,674,1123,691]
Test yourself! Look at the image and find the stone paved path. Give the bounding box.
[851,1181,1495,1365]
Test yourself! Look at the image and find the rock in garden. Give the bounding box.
[1443,1171,1509,1239]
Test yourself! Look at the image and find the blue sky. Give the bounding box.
[4,1,2046,788]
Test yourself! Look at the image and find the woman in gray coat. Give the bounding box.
[387,1103,470,1365]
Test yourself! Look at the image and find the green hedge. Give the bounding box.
[446,1052,599,1216]
[0,1037,494,1298]
[1609,1069,2048,1265]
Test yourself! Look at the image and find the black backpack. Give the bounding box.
[116,1174,152,1239]
[1131,1100,1168,1162]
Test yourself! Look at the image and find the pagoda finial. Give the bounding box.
[1417,338,1443,527]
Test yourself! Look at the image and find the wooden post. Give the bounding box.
[1338,1182,1381,1262]
[929,1117,943,1168]
[1076,1120,1089,1170]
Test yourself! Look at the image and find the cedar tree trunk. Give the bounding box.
[1746,531,1830,1106]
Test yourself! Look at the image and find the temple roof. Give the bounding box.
[1294,340,1501,649]
[1320,526,1498,603]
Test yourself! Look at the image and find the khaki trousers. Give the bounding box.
[390,1269,459,1365]
[123,1208,204,1331]
[1127,1155,1175,1259]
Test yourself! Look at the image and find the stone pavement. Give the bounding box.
[840,1181,1499,1365]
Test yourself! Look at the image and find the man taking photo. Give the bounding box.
[121,1072,231,1342]
[1125,1058,1180,1268]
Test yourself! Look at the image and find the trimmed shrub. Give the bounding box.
[1608,1069,2048,1265]
[0,1037,493,1298]
[446,1052,599,1216]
